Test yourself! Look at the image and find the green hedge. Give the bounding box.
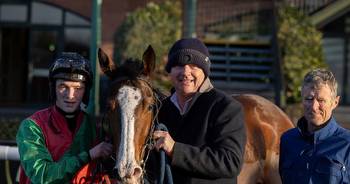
[0,118,20,140]
[114,0,182,93]
[278,5,327,103]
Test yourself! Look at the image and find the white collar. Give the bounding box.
[170,93,192,115]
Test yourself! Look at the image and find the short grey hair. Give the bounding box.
[302,68,338,99]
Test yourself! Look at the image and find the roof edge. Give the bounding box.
[310,0,350,28]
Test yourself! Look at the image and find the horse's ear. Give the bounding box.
[142,45,156,76]
[98,48,116,78]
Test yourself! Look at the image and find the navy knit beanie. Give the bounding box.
[166,38,211,76]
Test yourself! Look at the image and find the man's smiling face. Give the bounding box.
[169,64,205,99]
[302,83,339,131]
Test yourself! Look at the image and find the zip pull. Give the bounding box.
[306,163,309,170]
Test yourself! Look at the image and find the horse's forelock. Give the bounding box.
[106,59,145,107]
[116,58,144,79]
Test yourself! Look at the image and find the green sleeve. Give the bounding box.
[16,119,90,184]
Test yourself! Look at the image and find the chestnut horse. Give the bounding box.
[234,94,294,184]
[98,47,294,184]
[98,46,161,184]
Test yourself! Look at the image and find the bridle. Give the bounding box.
[98,76,164,182]
[138,78,164,174]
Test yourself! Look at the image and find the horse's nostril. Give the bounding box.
[134,95,138,100]
[133,166,143,178]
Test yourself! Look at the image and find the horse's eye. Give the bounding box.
[148,105,153,111]
[133,87,137,91]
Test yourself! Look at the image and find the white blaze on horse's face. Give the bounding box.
[116,85,143,181]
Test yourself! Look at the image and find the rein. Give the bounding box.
[155,123,174,184]
[140,83,163,173]
[138,79,174,184]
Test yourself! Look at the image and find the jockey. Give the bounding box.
[16,53,113,184]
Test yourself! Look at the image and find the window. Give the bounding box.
[66,12,90,26]
[0,4,27,22]
[31,2,62,25]
[0,1,91,106]
[64,28,90,58]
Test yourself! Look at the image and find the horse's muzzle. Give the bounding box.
[114,164,143,184]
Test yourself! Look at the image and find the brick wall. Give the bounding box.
[43,0,274,54]
[45,0,163,56]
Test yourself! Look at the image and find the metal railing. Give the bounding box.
[0,145,19,184]
[0,145,19,161]
[285,0,336,14]
[197,0,274,39]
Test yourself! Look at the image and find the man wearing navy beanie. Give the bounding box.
[166,38,211,77]
[147,38,246,184]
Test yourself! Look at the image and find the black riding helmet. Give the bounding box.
[49,52,93,106]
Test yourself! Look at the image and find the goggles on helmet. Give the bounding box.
[49,52,92,83]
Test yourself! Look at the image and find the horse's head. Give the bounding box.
[98,46,159,184]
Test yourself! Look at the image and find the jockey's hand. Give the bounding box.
[89,142,113,160]
[153,130,175,157]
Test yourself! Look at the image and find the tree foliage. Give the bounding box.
[114,1,182,92]
[278,5,327,103]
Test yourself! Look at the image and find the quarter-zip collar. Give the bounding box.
[297,116,338,143]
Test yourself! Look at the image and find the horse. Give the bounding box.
[97,46,294,184]
[97,46,161,184]
[234,94,294,184]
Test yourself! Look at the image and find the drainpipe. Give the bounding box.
[88,0,102,116]
[342,34,348,103]
[183,0,197,38]
[272,0,285,108]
